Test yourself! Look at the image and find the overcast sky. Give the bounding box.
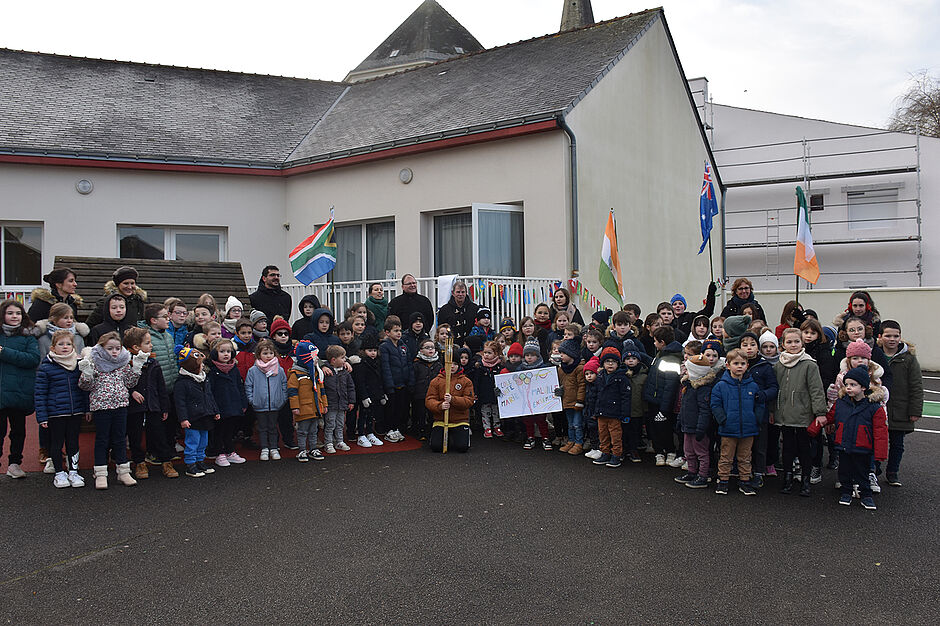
[3,0,937,129]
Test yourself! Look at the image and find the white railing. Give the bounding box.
[1,285,40,308]
[255,276,578,325]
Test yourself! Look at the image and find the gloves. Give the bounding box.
[78,358,95,376]
[380,395,388,406]
[131,351,149,372]
[553,387,564,398]
[362,397,372,408]
[695,431,705,442]
[574,402,583,409]
[494,387,502,397]
[708,281,717,295]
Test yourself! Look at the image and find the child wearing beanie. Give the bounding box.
[588,347,630,467]
[221,296,244,338]
[288,341,329,461]
[556,338,586,455]
[498,343,526,442]
[674,354,718,488]
[582,356,602,458]
[621,340,649,463]
[518,339,553,450]
[173,345,221,478]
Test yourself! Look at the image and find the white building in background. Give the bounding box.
[689,77,940,291]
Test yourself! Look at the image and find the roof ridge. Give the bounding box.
[0,47,348,86]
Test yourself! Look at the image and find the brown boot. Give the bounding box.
[559,440,574,453]
[134,461,149,480]
[567,443,584,456]
[162,462,179,478]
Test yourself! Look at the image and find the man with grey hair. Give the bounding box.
[436,279,479,345]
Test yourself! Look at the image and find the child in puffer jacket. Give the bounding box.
[673,354,717,490]
[245,339,288,461]
[413,338,442,440]
[174,345,221,478]
[471,340,504,439]
[710,348,764,496]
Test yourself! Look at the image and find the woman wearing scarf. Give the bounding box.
[548,287,585,326]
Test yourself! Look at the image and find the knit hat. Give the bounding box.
[359,333,379,351]
[723,315,751,341]
[702,339,723,355]
[456,347,472,363]
[592,308,612,327]
[250,309,267,326]
[846,339,872,359]
[475,307,492,321]
[176,345,198,363]
[507,342,523,358]
[294,340,322,383]
[670,294,687,307]
[741,331,760,345]
[408,311,425,327]
[622,338,643,362]
[844,365,870,390]
[499,317,516,334]
[558,338,581,361]
[759,330,778,347]
[522,339,541,357]
[465,335,485,354]
[685,353,712,380]
[803,309,818,320]
[112,265,138,285]
[269,317,291,336]
[224,296,244,315]
[599,346,621,365]
[583,356,600,374]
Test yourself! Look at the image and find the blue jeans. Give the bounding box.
[93,408,128,466]
[184,428,209,465]
[883,430,907,475]
[565,409,584,444]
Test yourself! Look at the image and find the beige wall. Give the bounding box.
[284,132,570,282]
[0,163,286,288]
[566,17,722,311]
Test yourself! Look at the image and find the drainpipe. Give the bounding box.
[557,115,579,273]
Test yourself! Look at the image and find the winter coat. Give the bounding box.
[174,374,219,431]
[675,282,717,336]
[719,293,763,321]
[303,308,342,355]
[885,343,923,432]
[804,338,838,388]
[549,302,585,326]
[323,367,356,411]
[833,339,893,390]
[426,368,475,424]
[558,362,586,410]
[127,358,169,415]
[678,370,717,436]
[34,356,89,421]
[747,357,779,422]
[436,296,480,345]
[826,394,888,461]
[379,338,413,392]
[78,359,140,412]
[353,354,384,407]
[710,370,763,439]
[469,356,502,405]
[34,319,88,361]
[773,355,827,427]
[413,357,443,401]
[27,287,83,322]
[168,322,190,348]
[287,365,328,421]
[86,281,147,328]
[245,364,288,412]
[88,302,135,345]
[643,341,683,413]
[249,280,293,323]
[289,294,323,341]
[207,363,248,418]
[144,323,179,392]
[401,328,430,364]
[593,367,631,422]
[0,328,41,411]
[388,292,435,334]
[624,363,649,419]
[468,324,496,342]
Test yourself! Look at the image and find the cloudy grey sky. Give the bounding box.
[3,0,937,129]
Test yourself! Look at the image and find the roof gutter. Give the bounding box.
[556,114,579,273]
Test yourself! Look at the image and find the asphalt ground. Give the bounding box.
[2,422,939,625]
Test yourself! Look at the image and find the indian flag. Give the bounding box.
[289,210,337,285]
[598,208,624,305]
[794,187,820,284]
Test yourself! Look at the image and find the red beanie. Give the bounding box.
[269,317,291,336]
[583,356,600,374]
[845,339,872,360]
[507,342,524,358]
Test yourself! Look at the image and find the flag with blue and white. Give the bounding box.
[698,162,719,254]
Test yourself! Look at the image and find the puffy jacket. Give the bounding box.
[593,367,631,422]
[380,338,413,392]
[127,358,169,415]
[826,394,888,460]
[78,353,140,411]
[289,294,323,341]
[624,363,648,419]
[0,328,40,411]
[401,328,430,363]
[287,365,328,421]
[86,281,147,328]
[675,282,717,336]
[677,370,718,435]
[168,321,190,348]
[34,319,88,361]
[207,363,248,418]
[773,355,827,427]
[747,357,779,422]
[710,370,763,439]
[413,357,442,402]
[323,367,356,410]
[245,365,288,412]
[174,374,219,431]
[469,356,502,405]
[425,368,475,423]
[804,338,838,388]
[145,323,179,392]
[27,287,82,322]
[833,339,893,390]
[885,343,923,432]
[34,356,89,421]
[643,341,683,412]
[352,354,384,406]
[558,362,586,410]
[303,308,342,355]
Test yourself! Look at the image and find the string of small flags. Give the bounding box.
[466,279,606,312]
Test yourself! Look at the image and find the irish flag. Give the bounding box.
[794,187,820,284]
[598,208,624,305]
[289,210,337,285]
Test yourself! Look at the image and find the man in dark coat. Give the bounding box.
[436,280,479,345]
[249,265,293,322]
[388,274,434,331]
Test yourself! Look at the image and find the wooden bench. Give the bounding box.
[54,256,250,321]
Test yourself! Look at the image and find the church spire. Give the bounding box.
[560,0,595,31]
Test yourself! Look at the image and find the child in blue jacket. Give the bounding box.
[710,348,764,496]
[590,347,631,468]
[379,315,413,442]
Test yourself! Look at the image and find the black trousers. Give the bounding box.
[429,425,470,453]
[385,389,409,433]
[0,408,28,465]
[208,414,239,456]
[126,411,147,464]
[781,425,812,478]
[622,417,642,453]
[838,451,872,498]
[47,414,81,472]
[650,409,676,454]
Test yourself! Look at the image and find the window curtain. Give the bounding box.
[366,221,396,280]
[477,210,524,276]
[333,224,363,281]
[434,213,472,276]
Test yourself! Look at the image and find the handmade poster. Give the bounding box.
[495,367,562,418]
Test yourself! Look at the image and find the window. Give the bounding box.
[810,194,824,211]
[1,224,42,286]
[847,188,898,230]
[118,226,226,261]
[432,204,524,277]
[434,213,472,276]
[330,221,396,282]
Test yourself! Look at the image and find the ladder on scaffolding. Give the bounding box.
[765,209,780,280]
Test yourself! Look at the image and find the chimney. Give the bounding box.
[560,0,595,31]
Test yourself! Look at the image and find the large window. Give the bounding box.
[433,204,524,277]
[434,213,472,276]
[118,226,226,261]
[1,224,42,286]
[847,188,898,230]
[332,220,396,282]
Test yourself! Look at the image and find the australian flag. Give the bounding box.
[698,162,719,254]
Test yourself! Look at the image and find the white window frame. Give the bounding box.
[0,221,43,289]
[470,203,524,275]
[324,218,396,282]
[845,187,900,231]
[117,225,227,261]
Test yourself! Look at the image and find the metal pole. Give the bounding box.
[915,125,923,286]
[442,337,453,454]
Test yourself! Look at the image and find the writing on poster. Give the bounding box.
[495,367,561,418]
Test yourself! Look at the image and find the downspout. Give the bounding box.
[557,114,579,272]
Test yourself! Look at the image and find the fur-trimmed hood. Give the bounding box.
[839,382,886,405]
[33,318,90,337]
[687,368,718,389]
[102,280,147,301]
[839,357,885,382]
[30,287,83,306]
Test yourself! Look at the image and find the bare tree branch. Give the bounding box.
[888,71,940,137]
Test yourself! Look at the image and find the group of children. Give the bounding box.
[0,281,923,510]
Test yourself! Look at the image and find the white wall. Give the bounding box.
[568,18,721,311]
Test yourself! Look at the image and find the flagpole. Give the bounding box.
[329,205,336,313]
[794,192,800,305]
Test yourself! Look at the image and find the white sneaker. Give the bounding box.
[655,454,666,467]
[44,459,56,474]
[383,432,398,443]
[665,452,677,465]
[681,461,689,471]
[869,473,881,494]
[357,435,372,448]
[53,471,70,488]
[215,454,230,467]
[668,455,685,468]
[260,448,270,461]
[270,449,281,460]
[227,452,247,464]
[367,433,384,446]
[297,450,309,462]
[5,463,26,478]
[336,442,351,451]
[67,471,85,488]
[586,449,602,460]
[325,443,336,454]
[175,442,185,453]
